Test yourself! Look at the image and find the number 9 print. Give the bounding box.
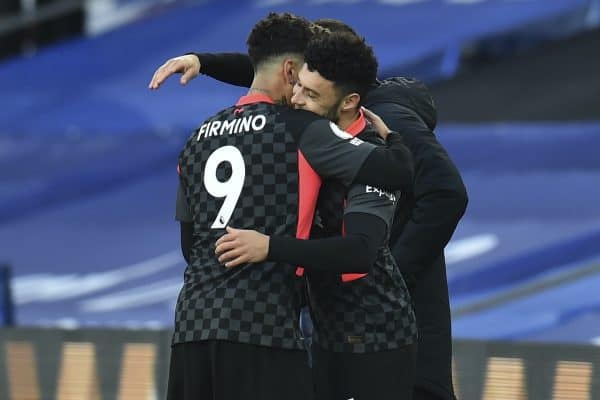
[203,146,246,229]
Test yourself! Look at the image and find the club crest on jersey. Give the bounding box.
[196,114,267,140]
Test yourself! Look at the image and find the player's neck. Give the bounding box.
[247,87,272,97]
[248,74,286,104]
[337,109,360,131]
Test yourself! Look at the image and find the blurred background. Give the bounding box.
[1,0,600,399]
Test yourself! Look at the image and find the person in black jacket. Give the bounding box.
[149,19,468,400]
[366,77,467,400]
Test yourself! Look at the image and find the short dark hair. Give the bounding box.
[247,12,314,68]
[313,18,358,36]
[304,31,377,104]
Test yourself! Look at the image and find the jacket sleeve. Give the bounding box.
[369,102,468,276]
[192,52,253,88]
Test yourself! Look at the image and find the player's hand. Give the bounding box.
[148,54,200,90]
[215,226,269,268]
[361,106,392,140]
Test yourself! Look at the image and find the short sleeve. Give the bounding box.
[298,119,376,187]
[343,183,400,230]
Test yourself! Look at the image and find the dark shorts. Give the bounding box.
[311,343,417,400]
[167,340,314,400]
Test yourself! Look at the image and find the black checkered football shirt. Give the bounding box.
[308,126,418,353]
[173,94,377,349]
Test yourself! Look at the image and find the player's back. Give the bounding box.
[175,92,381,349]
[180,99,301,274]
[175,95,314,349]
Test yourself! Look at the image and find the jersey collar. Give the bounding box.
[236,93,275,106]
[344,109,367,138]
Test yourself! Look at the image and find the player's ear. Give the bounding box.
[342,93,360,112]
[283,58,297,86]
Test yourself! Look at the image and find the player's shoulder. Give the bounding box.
[276,107,332,141]
[277,107,323,126]
[197,104,237,125]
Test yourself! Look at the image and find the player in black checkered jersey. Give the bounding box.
[215,32,418,400]
[167,13,414,400]
[152,19,468,400]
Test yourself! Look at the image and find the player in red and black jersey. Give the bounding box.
[215,32,417,400]
[151,18,468,400]
[167,13,413,400]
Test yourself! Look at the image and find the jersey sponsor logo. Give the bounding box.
[365,185,397,202]
[196,114,267,140]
